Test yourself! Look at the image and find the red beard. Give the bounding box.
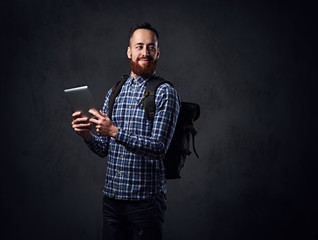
[130,57,158,77]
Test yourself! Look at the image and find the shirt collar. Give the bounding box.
[129,72,156,86]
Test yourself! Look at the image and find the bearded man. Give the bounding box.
[71,22,180,240]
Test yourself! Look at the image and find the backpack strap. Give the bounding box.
[190,103,200,158]
[191,127,199,158]
[108,75,129,120]
[138,76,174,121]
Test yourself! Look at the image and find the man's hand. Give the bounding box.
[89,109,118,138]
[72,111,92,142]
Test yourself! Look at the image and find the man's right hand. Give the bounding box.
[72,111,92,142]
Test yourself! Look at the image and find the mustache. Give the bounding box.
[137,56,153,61]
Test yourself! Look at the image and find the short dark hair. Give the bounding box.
[128,22,159,46]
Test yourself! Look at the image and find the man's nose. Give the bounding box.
[142,47,150,56]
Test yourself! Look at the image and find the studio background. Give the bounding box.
[1,0,317,239]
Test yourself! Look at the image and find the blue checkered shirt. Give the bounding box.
[86,74,180,200]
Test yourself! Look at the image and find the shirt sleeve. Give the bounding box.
[85,88,112,158]
[115,83,180,160]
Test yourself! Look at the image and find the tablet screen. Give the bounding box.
[64,86,96,117]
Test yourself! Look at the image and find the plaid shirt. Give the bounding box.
[86,74,180,200]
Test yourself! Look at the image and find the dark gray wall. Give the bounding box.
[2,0,317,239]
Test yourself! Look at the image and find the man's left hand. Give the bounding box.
[89,109,118,138]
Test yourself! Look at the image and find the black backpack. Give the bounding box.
[108,75,200,179]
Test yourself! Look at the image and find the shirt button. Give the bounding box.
[129,106,132,109]
[120,154,123,158]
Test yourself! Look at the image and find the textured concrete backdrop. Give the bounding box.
[1,0,317,239]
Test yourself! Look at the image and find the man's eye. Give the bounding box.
[149,47,156,51]
[136,46,143,49]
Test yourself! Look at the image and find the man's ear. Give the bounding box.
[127,46,131,59]
[157,47,160,59]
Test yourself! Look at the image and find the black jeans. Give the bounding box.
[102,192,166,240]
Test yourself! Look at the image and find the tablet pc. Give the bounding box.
[64,86,96,117]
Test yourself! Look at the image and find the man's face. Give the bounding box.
[127,29,160,77]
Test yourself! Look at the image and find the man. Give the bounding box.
[71,22,179,240]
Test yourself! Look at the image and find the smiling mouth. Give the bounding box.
[138,56,152,61]
[138,59,151,66]
[139,58,150,62]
